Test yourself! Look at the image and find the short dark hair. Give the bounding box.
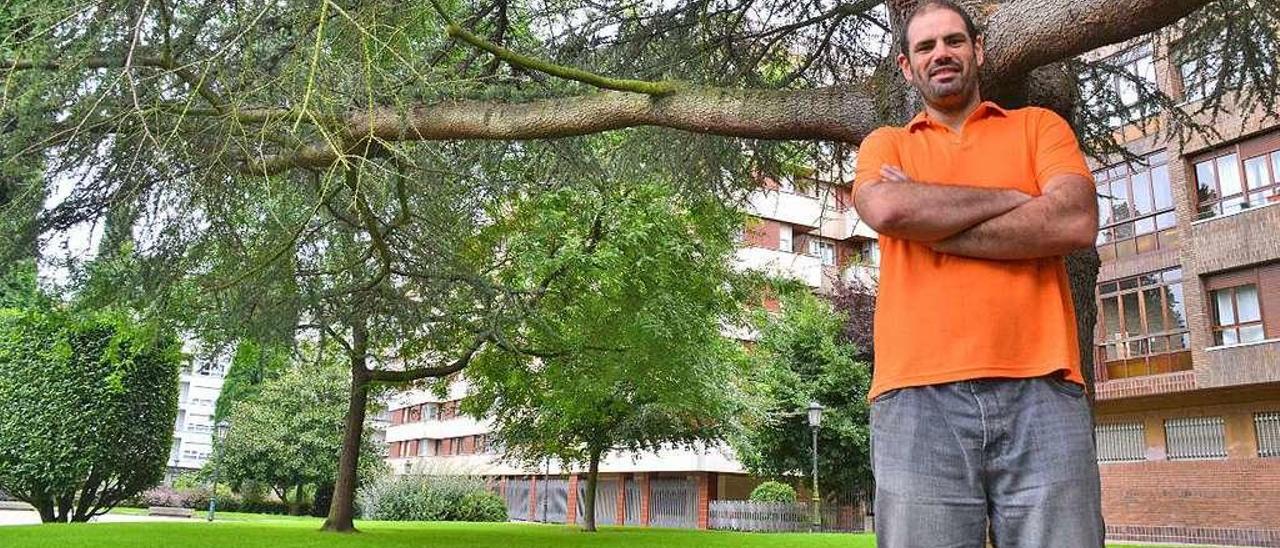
[897,0,981,55]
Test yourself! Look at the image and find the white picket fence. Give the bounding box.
[709,501,814,532]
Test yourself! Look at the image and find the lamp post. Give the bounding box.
[208,420,230,522]
[807,402,824,533]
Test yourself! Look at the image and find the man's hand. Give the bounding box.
[853,165,1032,242]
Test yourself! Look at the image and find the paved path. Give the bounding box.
[0,509,195,526]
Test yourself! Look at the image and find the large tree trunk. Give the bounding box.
[312,481,334,518]
[33,494,55,523]
[581,447,603,533]
[321,316,371,533]
[288,484,305,516]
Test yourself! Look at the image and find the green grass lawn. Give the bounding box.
[0,515,1168,547]
[0,519,876,548]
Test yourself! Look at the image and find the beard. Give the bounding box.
[911,56,979,110]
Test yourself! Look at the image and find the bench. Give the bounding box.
[147,506,195,518]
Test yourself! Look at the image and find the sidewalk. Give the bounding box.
[0,508,195,526]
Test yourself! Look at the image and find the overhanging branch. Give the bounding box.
[367,334,487,383]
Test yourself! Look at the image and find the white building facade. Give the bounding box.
[165,361,226,483]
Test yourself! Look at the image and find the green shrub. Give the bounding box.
[357,474,505,522]
[749,481,797,503]
[0,306,182,522]
[456,491,508,522]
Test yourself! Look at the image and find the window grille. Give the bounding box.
[1096,422,1146,462]
[1164,416,1227,460]
[1256,412,1280,458]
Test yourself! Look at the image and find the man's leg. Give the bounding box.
[986,376,1105,547]
[872,384,989,548]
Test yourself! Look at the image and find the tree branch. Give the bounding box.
[445,23,677,96]
[982,0,1212,82]
[366,333,487,383]
[7,0,1213,177]
[244,85,879,174]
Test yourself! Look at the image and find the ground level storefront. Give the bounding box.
[491,472,870,532]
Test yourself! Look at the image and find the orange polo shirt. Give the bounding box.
[854,102,1091,401]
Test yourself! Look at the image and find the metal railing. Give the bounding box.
[648,478,696,528]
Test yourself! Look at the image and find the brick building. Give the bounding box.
[383,175,877,529]
[1084,34,1280,547]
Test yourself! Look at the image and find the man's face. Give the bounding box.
[897,8,984,111]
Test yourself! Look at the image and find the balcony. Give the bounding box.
[844,209,879,239]
[745,191,839,231]
[390,445,745,476]
[734,247,823,287]
[387,415,492,442]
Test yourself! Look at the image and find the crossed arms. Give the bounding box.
[853,165,1098,260]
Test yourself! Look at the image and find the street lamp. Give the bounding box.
[208,420,230,522]
[807,402,824,533]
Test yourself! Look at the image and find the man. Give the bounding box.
[852,2,1104,547]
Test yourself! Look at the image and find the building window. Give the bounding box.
[1177,47,1223,103]
[1164,417,1227,460]
[1095,152,1176,262]
[809,239,835,266]
[856,239,880,267]
[1095,268,1191,381]
[1095,422,1146,463]
[778,224,793,254]
[1257,412,1280,458]
[1194,148,1280,220]
[181,449,212,462]
[1211,284,1267,346]
[1084,44,1156,127]
[424,403,439,421]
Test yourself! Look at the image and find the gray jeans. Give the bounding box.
[871,375,1105,548]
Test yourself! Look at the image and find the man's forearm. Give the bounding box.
[855,179,1032,242]
[929,181,1098,260]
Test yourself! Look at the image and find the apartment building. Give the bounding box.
[165,360,226,484]
[1083,34,1280,547]
[383,175,877,529]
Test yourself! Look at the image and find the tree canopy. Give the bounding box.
[735,289,873,498]
[462,177,753,531]
[218,342,383,515]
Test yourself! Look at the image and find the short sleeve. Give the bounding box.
[853,128,899,194]
[1032,109,1093,189]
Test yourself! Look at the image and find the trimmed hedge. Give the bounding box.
[749,481,798,503]
[124,486,310,516]
[0,306,182,522]
[357,475,507,522]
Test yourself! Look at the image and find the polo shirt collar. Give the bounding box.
[906,100,1008,132]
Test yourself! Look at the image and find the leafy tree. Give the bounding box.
[464,180,753,532]
[4,0,1277,533]
[831,275,877,364]
[0,304,181,522]
[214,340,292,420]
[736,290,873,498]
[217,343,384,515]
